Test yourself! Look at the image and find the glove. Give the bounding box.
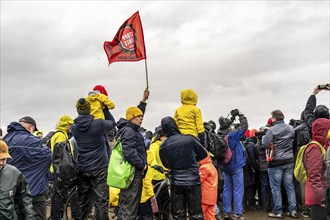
[153,165,164,174]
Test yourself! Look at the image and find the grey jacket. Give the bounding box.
[0,164,35,220]
[262,120,295,167]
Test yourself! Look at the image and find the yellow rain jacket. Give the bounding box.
[174,89,205,137]
[50,115,73,173]
[86,93,115,120]
[109,187,120,206]
[109,150,156,206]
[149,139,166,181]
[141,150,155,203]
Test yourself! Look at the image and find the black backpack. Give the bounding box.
[52,133,78,187]
[42,131,56,148]
[205,129,228,163]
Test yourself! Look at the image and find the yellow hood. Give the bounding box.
[56,115,73,132]
[181,89,198,105]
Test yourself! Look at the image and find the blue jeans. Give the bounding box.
[268,163,297,214]
[223,168,244,215]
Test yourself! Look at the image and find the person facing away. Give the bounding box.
[116,88,150,220]
[305,118,330,220]
[293,111,311,218]
[72,97,116,220]
[3,116,52,220]
[218,109,248,220]
[49,115,74,220]
[262,110,298,219]
[304,84,330,132]
[149,126,167,186]
[174,88,206,145]
[255,126,272,212]
[199,152,219,220]
[86,84,116,120]
[0,140,35,220]
[159,116,207,220]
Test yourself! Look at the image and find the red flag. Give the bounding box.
[104,11,146,65]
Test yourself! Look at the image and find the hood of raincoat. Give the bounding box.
[312,118,330,148]
[56,115,73,133]
[181,89,198,105]
[161,116,180,137]
[73,115,94,132]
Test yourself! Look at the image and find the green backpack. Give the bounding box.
[294,141,326,184]
[107,137,135,189]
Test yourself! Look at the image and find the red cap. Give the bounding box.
[244,129,250,138]
[93,85,108,96]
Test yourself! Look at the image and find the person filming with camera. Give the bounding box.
[218,109,248,220]
[304,84,330,132]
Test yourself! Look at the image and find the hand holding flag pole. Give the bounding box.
[104,11,148,88]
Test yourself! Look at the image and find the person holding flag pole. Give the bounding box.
[104,11,151,219]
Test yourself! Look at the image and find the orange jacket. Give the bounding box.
[199,154,218,205]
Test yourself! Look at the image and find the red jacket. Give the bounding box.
[305,118,330,206]
[199,154,218,205]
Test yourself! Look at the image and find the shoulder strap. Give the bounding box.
[309,141,326,159]
[113,128,128,149]
[303,141,326,177]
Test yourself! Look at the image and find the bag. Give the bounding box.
[107,138,135,189]
[205,130,229,163]
[42,131,56,148]
[223,135,232,164]
[53,140,79,187]
[294,141,326,184]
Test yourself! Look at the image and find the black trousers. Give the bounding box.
[138,199,153,220]
[118,176,143,220]
[311,205,327,220]
[51,179,70,220]
[33,192,46,220]
[75,168,109,220]
[171,184,204,220]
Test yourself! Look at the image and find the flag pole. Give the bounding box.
[144,59,149,88]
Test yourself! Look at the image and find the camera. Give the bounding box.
[230,109,239,118]
[318,84,329,90]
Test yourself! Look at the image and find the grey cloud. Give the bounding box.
[1,1,329,133]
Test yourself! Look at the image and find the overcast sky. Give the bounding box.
[1,1,329,135]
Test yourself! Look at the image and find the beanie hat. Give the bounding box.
[93,85,108,96]
[76,98,91,115]
[0,140,11,160]
[126,106,143,121]
[219,116,232,130]
[313,105,329,119]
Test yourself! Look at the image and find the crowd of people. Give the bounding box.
[0,84,329,220]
